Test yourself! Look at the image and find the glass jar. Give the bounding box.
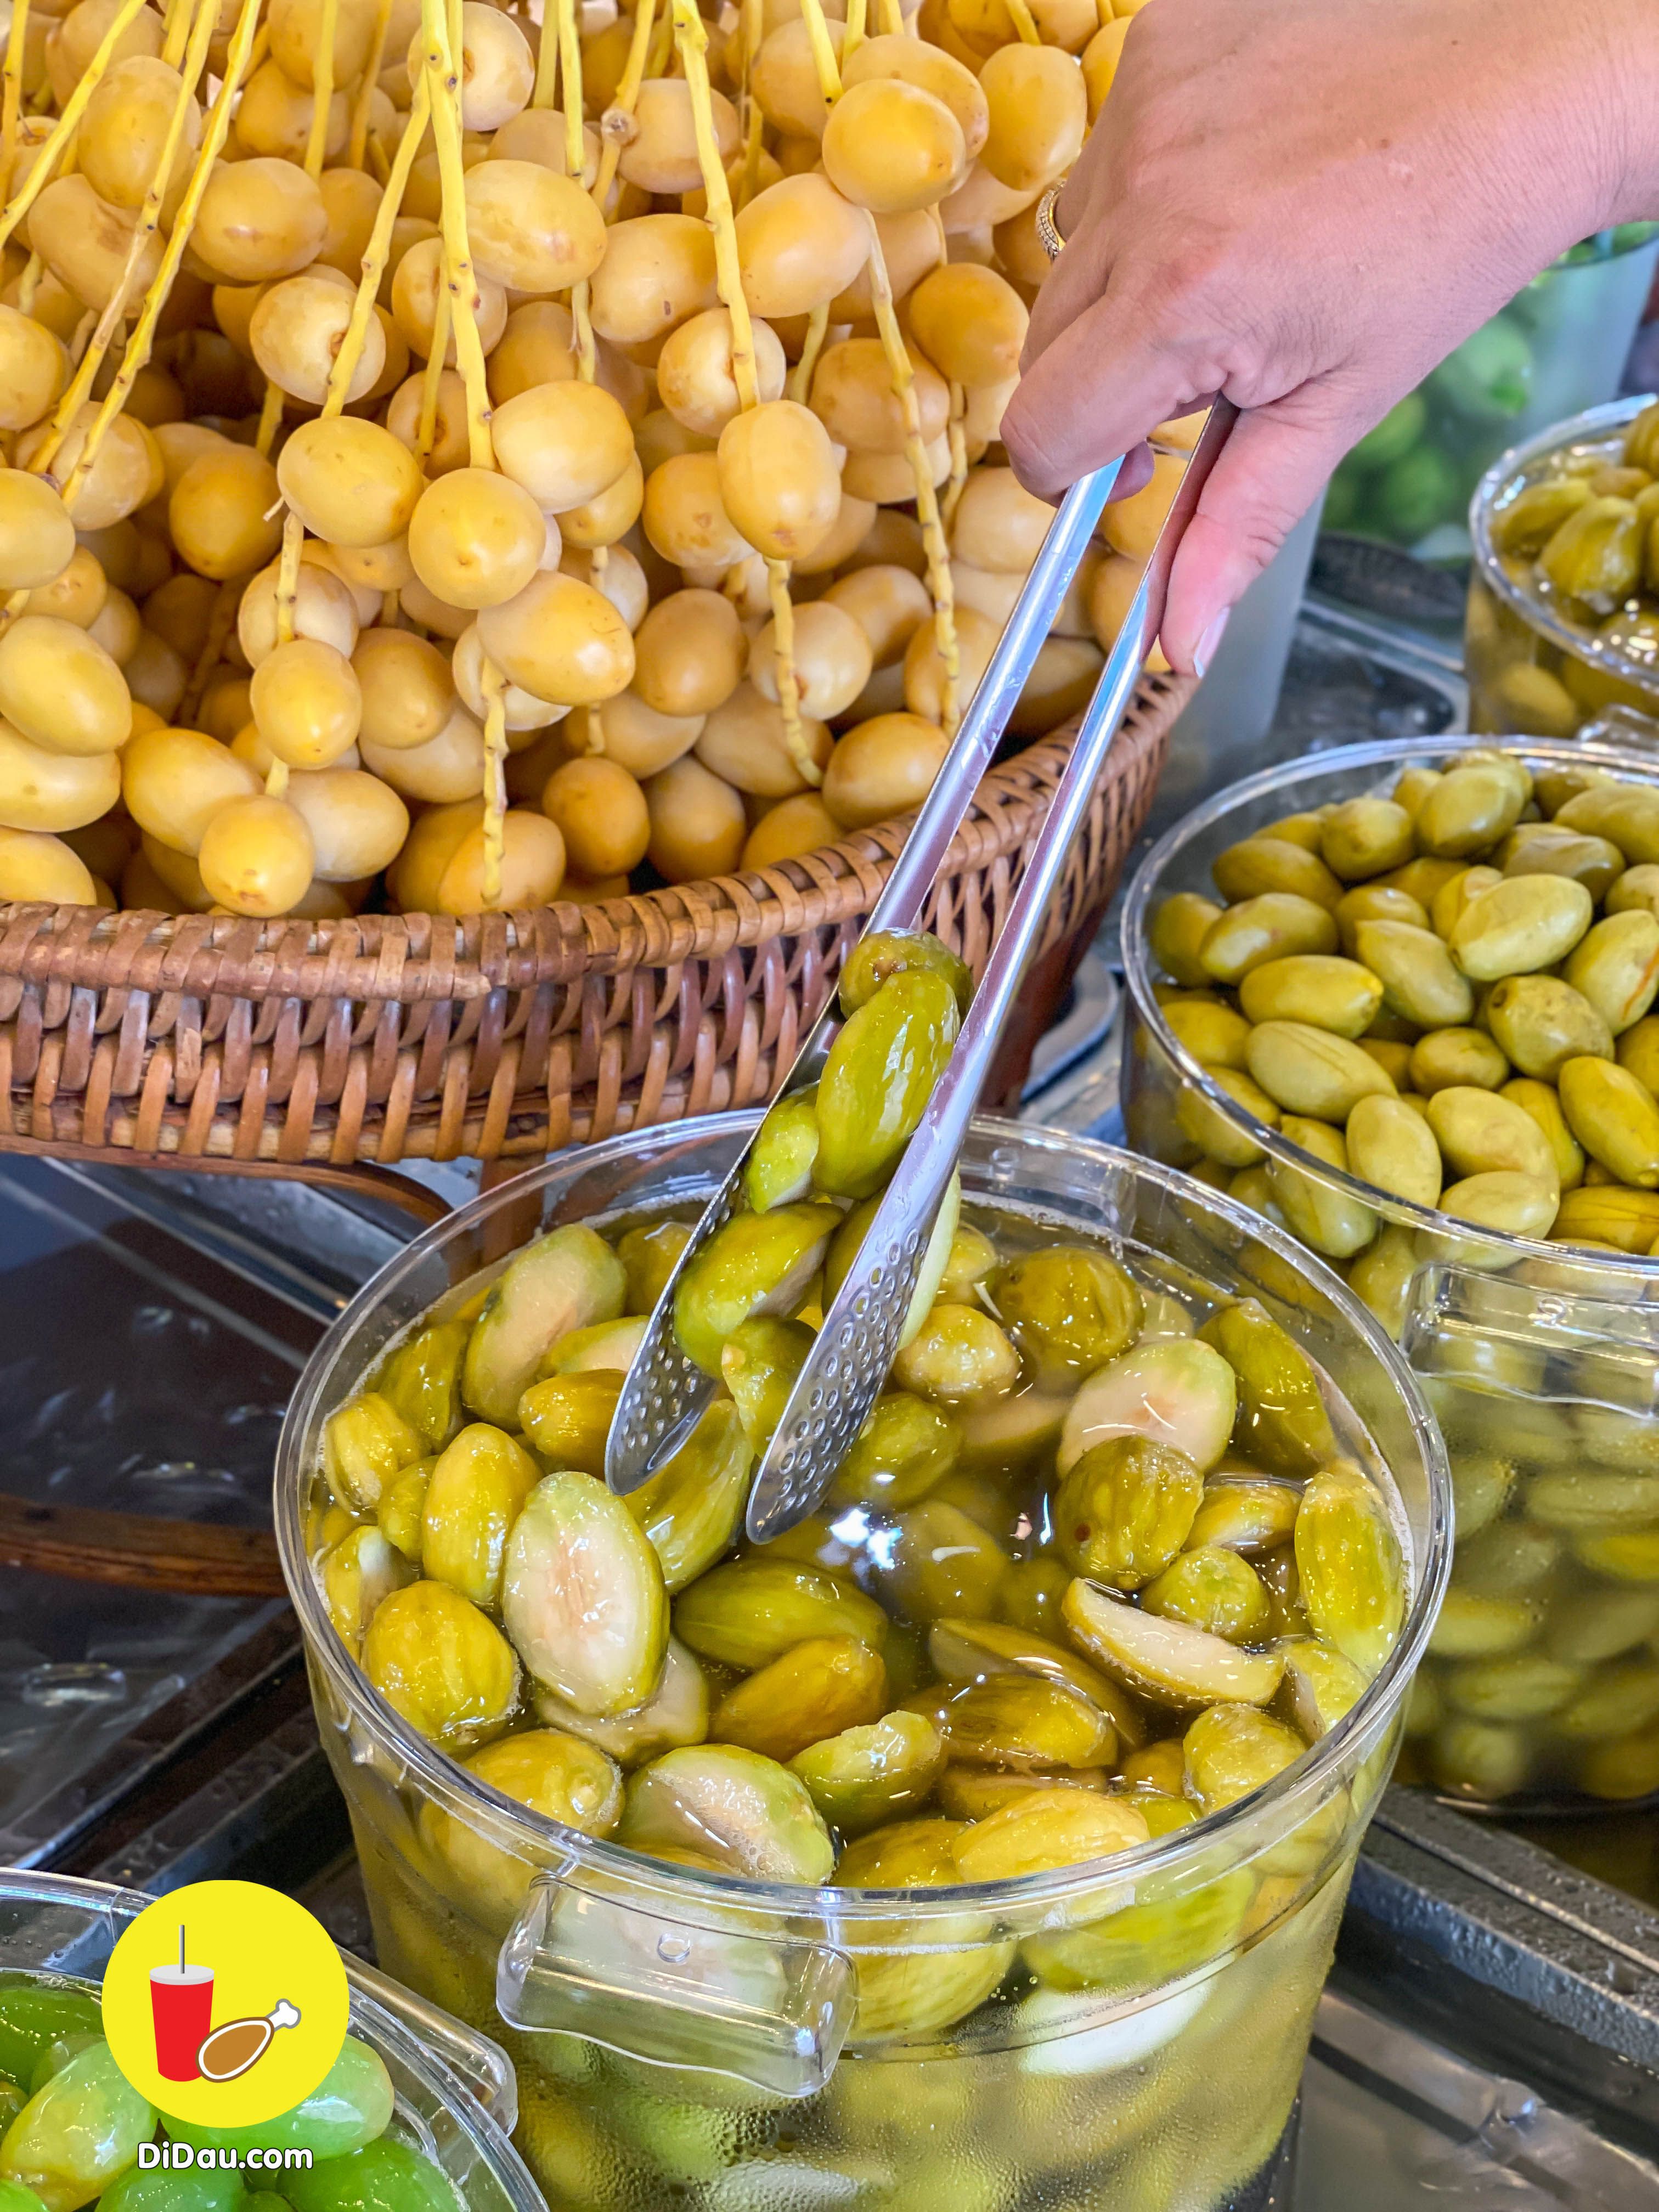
[276,1116,1449,2212]
[1121,736,1659,1814]
[1325,230,1659,559]
[1465,396,1659,742]
[0,1866,541,2212]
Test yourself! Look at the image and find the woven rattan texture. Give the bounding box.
[0,674,1189,1164]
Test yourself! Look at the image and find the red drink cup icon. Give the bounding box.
[151,1962,215,2082]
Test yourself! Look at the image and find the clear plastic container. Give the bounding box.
[276,1116,1449,2212]
[0,1866,542,2212]
[1466,396,1659,742]
[1325,230,1659,559]
[1121,736,1659,1814]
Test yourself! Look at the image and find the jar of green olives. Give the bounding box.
[278,1116,1448,2212]
[0,1869,540,2212]
[1466,396,1659,742]
[1124,736,1659,1815]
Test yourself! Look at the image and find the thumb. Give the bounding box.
[1156,396,1363,674]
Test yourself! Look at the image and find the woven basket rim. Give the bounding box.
[0,675,1189,1003]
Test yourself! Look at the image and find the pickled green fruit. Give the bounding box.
[170,2040,392,2163]
[540,1315,647,1374]
[1608,863,1659,919]
[1556,781,1659,865]
[1062,1579,1285,1708]
[281,2141,460,2212]
[1183,1703,1305,1813]
[1553,1183,1659,1249]
[838,928,972,1018]
[1620,1013,1659,1093]
[1528,1469,1659,1528]
[1537,494,1643,611]
[1573,1529,1659,1580]
[1058,1336,1237,1477]
[1554,1660,1659,1741]
[377,1319,469,1451]
[518,1370,623,1475]
[1198,893,1338,984]
[718,1316,812,1455]
[322,1391,424,1513]
[463,1226,627,1426]
[1558,1054,1659,1189]
[674,1202,840,1376]
[1211,837,1342,911]
[0,2042,154,2212]
[928,1617,1146,1748]
[938,1223,998,1302]
[1447,872,1593,981]
[420,1422,540,1608]
[1293,1464,1403,1675]
[1380,855,1468,906]
[743,1088,820,1211]
[936,1765,1107,1818]
[1431,1716,1530,1799]
[361,1580,520,1751]
[501,1471,669,1717]
[1345,1223,1421,1338]
[789,1710,945,1834]
[0,2000,99,2108]
[1448,1454,1516,1542]
[1409,1027,1510,1095]
[1444,1654,1583,1722]
[1150,891,1226,986]
[1122,1787,1201,1840]
[1269,1118,1378,1258]
[940,1675,1115,1770]
[375,1459,432,1565]
[891,1302,1020,1406]
[1319,797,1414,882]
[1353,920,1474,1028]
[835,1820,1014,2038]
[616,1745,834,1882]
[98,2167,244,2212]
[1490,474,1593,554]
[822,1171,961,1346]
[1427,1587,1542,1658]
[1265,808,1336,852]
[830,1391,960,1507]
[1052,1436,1203,1589]
[951,1788,1149,1880]
[995,1555,1071,1637]
[1335,884,1430,953]
[1165,995,1252,1067]
[986,1245,1143,1384]
[1278,1639,1365,1739]
[321,1523,413,1654]
[1175,1066,1283,1169]
[425,1729,622,1915]
[1560,910,1659,1037]
[1580,1728,1659,1802]
[710,1635,887,1762]
[673,1559,885,1671]
[1503,825,1624,900]
[1431,1169,1558,1243]
[1496,1079,1585,1190]
[814,969,961,1198]
[1199,1298,1336,1477]
[1431,862,1506,940]
[1238,955,1381,1039]
[1022,1864,1255,1993]
[1392,766,1443,816]
[618,1220,693,1313]
[1244,1020,1397,1121]
[1424,1086,1555,1191]
[1141,1547,1270,1643]
[1486,974,1612,1081]
[1344,1093,1443,1208]
[1186,1476,1301,1555]
[625,1401,752,1593]
[1413,765,1527,859]
[886,1499,1008,1620]
[533,1635,710,1767]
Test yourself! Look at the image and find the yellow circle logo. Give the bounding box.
[102,1882,349,2128]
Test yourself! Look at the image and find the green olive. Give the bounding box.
[1426,1085,1560,1188]
[1198,892,1339,985]
[891,1301,1021,1406]
[1444,1654,1583,1724]
[721,1315,815,1454]
[1489,474,1593,554]
[423,1729,623,1921]
[1268,1117,1379,1259]
[462,1226,628,1427]
[940,1674,1116,1770]
[1174,1066,1283,1168]
[814,967,961,1198]
[1319,797,1414,882]
[1277,1639,1367,1739]
[1334,884,1429,954]
[1345,1093,1443,1208]
[1606,863,1659,920]
[1164,996,1254,1066]
[1556,781,1659,866]
[376,1462,430,1562]
[1150,891,1224,986]
[1447,872,1594,981]
[1238,955,1382,1039]
[533,1635,710,1768]
[950,1787,1148,1880]
[1344,1223,1421,1338]
[838,928,972,1017]
[885,1498,1008,1620]
[1413,765,1527,860]
[1354,919,1474,1028]
[321,1522,413,1655]
[1186,1475,1301,1555]
[1244,1019,1397,1121]
[1212,836,1343,911]
[1408,1026,1511,1096]
[1430,1716,1531,1799]
[1430,865,1503,943]
[1537,494,1643,611]
[1500,824,1624,900]
[1553,1183,1659,1250]
[1485,974,1612,1081]
[1562,910,1659,1035]
[1558,1055,1659,1188]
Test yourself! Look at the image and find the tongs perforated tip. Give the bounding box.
[607,403,1234,1526]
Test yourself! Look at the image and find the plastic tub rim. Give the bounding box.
[1122,731,1659,1274]
[1468,391,1659,699]
[275,1111,1451,1939]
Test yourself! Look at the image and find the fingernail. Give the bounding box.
[1194,608,1231,679]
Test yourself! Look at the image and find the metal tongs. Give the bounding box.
[608,402,1237,1539]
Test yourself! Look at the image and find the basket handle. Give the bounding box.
[0,1131,456,1231]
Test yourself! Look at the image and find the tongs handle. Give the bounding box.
[743,401,1236,1541]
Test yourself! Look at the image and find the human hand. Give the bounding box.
[1002,0,1659,673]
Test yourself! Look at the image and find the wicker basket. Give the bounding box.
[0,673,1189,1171]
